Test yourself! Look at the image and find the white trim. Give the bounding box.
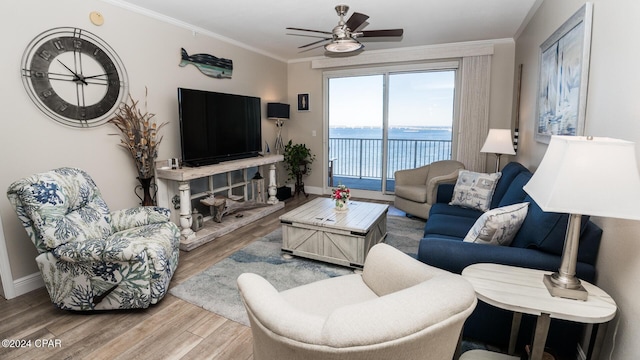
[289,38,510,65]
[98,0,287,63]
[322,61,460,77]
[13,272,45,298]
[312,41,494,69]
[514,0,545,40]
[0,215,16,299]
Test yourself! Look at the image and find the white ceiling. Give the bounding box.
[107,0,541,62]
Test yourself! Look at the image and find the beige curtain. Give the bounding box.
[456,55,492,172]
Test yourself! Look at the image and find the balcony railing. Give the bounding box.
[328,138,452,180]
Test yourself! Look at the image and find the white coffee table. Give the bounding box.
[279,197,388,268]
[461,263,617,360]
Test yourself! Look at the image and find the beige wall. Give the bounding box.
[0,0,287,282]
[286,41,517,196]
[515,0,640,357]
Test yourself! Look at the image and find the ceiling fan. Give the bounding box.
[287,4,404,53]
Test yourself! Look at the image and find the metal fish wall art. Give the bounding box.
[179,48,233,79]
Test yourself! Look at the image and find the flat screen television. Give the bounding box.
[178,88,262,167]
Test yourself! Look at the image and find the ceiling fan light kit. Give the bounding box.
[325,38,363,53]
[287,4,403,54]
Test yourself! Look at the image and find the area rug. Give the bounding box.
[169,214,426,326]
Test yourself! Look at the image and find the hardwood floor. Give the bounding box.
[0,194,351,360]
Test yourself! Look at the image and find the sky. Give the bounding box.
[328,70,455,128]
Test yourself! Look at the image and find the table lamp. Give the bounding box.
[267,102,290,154]
[524,136,640,300]
[480,129,516,171]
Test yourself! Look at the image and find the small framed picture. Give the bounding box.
[297,93,310,111]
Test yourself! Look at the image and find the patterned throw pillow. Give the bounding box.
[449,170,502,211]
[463,202,529,246]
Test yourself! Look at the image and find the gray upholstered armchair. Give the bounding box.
[237,243,476,360]
[394,160,465,218]
[7,167,180,310]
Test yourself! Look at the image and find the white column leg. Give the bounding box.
[178,181,195,239]
[267,163,279,204]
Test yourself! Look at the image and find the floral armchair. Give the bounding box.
[7,167,180,310]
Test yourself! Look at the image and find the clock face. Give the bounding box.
[21,27,128,128]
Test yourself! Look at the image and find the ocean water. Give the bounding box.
[329,126,452,140]
[328,126,453,179]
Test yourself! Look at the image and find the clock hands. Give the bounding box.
[43,71,111,87]
[54,60,111,85]
[54,60,88,111]
[56,59,88,85]
[83,73,111,80]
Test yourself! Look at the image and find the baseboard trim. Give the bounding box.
[13,272,44,297]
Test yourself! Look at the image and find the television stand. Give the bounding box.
[155,155,284,250]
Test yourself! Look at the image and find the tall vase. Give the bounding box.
[136,177,156,206]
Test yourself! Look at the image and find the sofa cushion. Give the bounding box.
[429,203,484,219]
[463,202,529,246]
[511,195,568,254]
[450,170,502,212]
[424,213,478,239]
[498,172,533,207]
[491,162,530,209]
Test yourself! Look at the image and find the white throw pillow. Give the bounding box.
[449,170,502,211]
[463,202,530,246]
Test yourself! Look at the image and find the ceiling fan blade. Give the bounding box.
[287,33,333,39]
[360,29,404,37]
[345,12,369,31]
[299,38,332,49]
[299,43,326,53]
[286,27,332,35]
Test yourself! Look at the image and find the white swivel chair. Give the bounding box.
[237,243,477,360]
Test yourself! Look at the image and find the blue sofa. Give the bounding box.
[417,162,603,357]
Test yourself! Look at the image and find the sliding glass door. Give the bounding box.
[386,71,456,191]
[326,64,457,195]
[328,75,384,191]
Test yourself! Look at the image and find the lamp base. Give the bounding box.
[274,120,285,154]
[543,273,588,301]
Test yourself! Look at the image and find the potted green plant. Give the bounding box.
[283,140,316,197]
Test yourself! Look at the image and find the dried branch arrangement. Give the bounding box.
[108,89,167,179]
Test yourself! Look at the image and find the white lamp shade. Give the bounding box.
[524,136,640,220]
[480,129,516,155]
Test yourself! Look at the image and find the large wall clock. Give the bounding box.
[21,27,128,128]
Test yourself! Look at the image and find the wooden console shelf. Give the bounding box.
[155,155,284,250]
[156,155,283,182]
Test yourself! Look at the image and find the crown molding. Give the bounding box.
[311,39,502,69]
[98,0,288,63]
